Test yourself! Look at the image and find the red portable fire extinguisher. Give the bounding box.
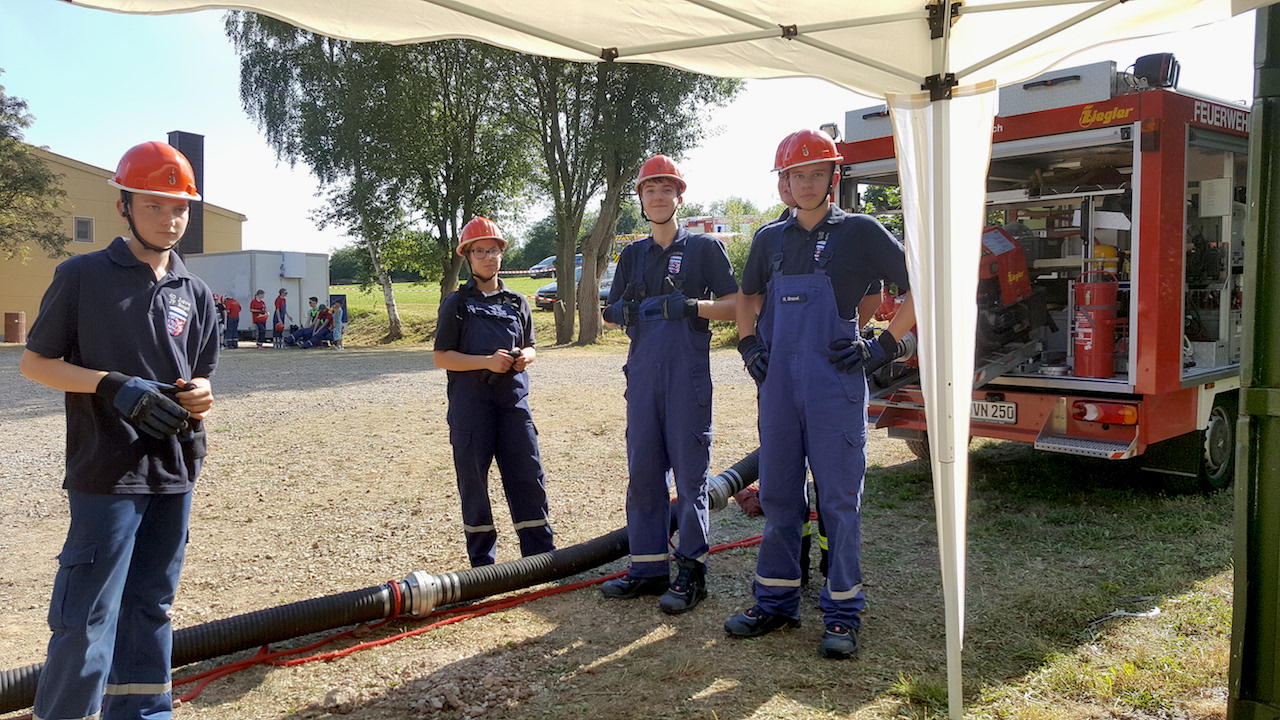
[1073,271,1118,378]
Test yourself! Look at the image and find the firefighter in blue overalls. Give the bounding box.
[725,130,916,658]
[599,155,739,614]
[434,217,555,568]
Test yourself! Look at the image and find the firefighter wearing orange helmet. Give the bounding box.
[21,141,219,719]
[599,155,739,614]
[433,217,555,567]
[725,130,916,659]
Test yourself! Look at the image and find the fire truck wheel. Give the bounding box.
[905,437,930,463]
[1198,394,1238,492]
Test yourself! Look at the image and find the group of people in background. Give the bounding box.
[17,128,915,720]
[213,290,345,349]
[437,130,916,663]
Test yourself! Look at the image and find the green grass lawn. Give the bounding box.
[332,274,739,348]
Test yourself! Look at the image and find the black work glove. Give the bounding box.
[604,282,642,327]
[96,371,191,439]
[660,294,699,320]
[829,331,898,375]
[738,335,769,386]
[486,348,523,385]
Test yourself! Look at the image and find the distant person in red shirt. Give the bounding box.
[250,290,268,348]
[223,295,242,349]
[272,288,290,348]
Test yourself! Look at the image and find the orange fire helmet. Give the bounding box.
[773,132,798,172]
[634,154,686,195]
[456,217,508,257]
[108,142,202,201]
[780,129,844,173]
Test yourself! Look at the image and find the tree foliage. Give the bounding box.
[225,14,535,339]
[573,63,741,344]
[0,71,69,262]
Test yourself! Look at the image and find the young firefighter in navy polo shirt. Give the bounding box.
[726,129,916,659]
[433,217,555,568]
[600,155,739,615]
[20,141,219,720]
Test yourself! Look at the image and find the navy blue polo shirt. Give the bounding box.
[434,278,535,353]
[607,228,739,333]
[26,237,220,494]
[742,206,908,322]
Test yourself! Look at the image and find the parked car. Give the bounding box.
[527,253,583,279]
[534,262,615,311]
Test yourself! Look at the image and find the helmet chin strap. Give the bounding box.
[472,271,497,284]
[640,197,680,226]
[121,194,179,254]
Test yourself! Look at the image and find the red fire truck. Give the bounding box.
[836,56,1248,491]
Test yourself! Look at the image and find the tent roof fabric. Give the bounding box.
[72,0,1271,98]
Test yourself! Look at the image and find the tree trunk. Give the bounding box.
[366,240,402,340]
[440,254,463,298]
[577,185,623,345]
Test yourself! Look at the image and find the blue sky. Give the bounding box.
[0,1,1258,254]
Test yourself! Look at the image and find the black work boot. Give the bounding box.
[658,559,707,615]
[601,573,669,599]
[723,606,801,638]
[819,622,859,659]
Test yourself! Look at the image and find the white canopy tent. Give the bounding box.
[69,1,1276,716]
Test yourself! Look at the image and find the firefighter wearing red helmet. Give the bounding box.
[599,155,739,615]
[434,217,555,567]
[725,130,916,659]
[20,141,219,719]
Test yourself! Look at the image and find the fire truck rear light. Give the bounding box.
[1072,401,1138,425]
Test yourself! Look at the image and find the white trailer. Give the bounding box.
[183,250,330,336]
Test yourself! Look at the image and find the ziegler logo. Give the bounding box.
[1007,269,1025,285]
[1079,104,1133,128]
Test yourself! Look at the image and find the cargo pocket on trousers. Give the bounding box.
[49,542,96,632]
[450,429,471,448]
[690,367,712,408]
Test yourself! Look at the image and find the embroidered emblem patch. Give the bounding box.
[166,304,189,336]
[814,238,828,262]
[667,253,683,276]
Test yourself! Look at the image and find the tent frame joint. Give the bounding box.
[923,73,957,101]
[780,24,798,40]
[601,47,619,62]
[927,0,961,40]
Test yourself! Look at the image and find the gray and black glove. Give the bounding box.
[604,282,642,327]
[660,294,699,320]
[96,371,190,439]
[738,335,770,386]
[829,331,898,375]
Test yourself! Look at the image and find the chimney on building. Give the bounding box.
[167,130,205,255]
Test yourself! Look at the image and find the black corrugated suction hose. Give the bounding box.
[0,449,758,713]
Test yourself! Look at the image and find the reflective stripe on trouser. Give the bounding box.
[753,266,867,627]
[622,294,713,578]
[34,492,191,720]
[449,297,553,568]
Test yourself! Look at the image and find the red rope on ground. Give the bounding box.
[172,533,763,704]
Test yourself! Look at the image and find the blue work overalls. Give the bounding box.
[622,268,712,579]
[447,294,554,567]
[753,234,867,628]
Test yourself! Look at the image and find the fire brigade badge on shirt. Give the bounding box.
[166,298,191,337]
[667,253,683,276]
[814,238,828,262]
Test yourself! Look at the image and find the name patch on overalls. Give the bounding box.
[781,294,807,304]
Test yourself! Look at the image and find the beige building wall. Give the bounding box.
[1,146,246,334]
